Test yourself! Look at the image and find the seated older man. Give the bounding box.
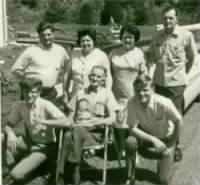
[58,65,119,185]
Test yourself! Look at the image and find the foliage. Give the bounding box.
[6,0,200,26]
[20,0,38,8]
[79,3,94,24]
[101,1,124,25]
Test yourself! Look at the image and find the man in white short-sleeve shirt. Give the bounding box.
[125,73,182,185]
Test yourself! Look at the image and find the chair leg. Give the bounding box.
[56,129,64,184]
[102,125,109,185]
[111,128,122,168]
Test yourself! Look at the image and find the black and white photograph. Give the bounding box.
[0,0,200,184]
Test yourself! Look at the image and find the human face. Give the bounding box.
[23,87,40,105]
[134,83,152,106]
[80,35,94,55]
[39,28,54,48]
[89,68,105,88]
[163,9,177,33]
[121,31,135,51]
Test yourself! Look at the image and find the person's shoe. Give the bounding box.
[174,145,183,162]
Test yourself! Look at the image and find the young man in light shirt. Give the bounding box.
[125,73,183,185]
[58,65,118,185]
[2,78,70,185]
[11,22,70,101]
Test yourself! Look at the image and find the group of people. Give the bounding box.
[2,4,198,185]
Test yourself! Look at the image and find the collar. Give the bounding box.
[161,25,180,37]
[136,94,154,109]
[26,97,40,110]
[38,43,54,50]
[87,86,101,94]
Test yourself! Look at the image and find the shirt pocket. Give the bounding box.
[169,43,185,61]
[94,101,105,117]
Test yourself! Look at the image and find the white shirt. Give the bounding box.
[8,97,65,144]
[127,93,182,139]
[11,43,69,87]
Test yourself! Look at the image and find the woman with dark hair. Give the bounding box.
[64,27,112,103]
[109,24,147,156]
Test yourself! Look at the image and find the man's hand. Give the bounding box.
[152,137,167,153]
[7,132,18,152]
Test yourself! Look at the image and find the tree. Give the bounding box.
[79,3,94,24]
[101,1,124,25]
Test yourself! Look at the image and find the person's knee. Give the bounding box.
[158,175,170,185]
[10,169,26,181]
[64,132,72,140]
[125,136,138,153]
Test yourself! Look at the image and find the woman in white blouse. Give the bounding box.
[110,24,147,156]
[64,27,112,102]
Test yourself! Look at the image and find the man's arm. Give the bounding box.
[90,111,116,127]
[131,126,167,153]
[4,124,18,152]
[185,31,198,73]
[11,48,29,80]
[34,116,71,128]
[63,61,73,105]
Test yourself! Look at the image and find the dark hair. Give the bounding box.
[120,24,140,42]
[77,27,96,46]
[133,73,152,88]
[37,22,55,34]
[20,78,43,92]
[162,5,178,16]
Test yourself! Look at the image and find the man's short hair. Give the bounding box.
[162,4,178,16]
[133,73,152,88]
[77,27,96,46]
[91,65,107,77]
[20,78,43,92]
[37,22,55,34]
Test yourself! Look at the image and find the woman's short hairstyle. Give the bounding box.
[77,27,96,46]
[120,24,140,42]
[20,78,43,92]
[133,73,152,89]
[37,22,55,34]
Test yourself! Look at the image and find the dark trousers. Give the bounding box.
[155,85,185,115]
[58,127,103,174]
[125,136,175,184]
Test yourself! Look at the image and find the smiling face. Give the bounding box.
[23,87,40,105]
[121,31,135,51]
[80,35,94,55]
[163,9,178,33]
[39,28,54,48]
[89,67,105,89]
[134,82,152,106]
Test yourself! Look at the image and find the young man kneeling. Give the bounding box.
[125,74,183,185]
[58,65,118,184]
